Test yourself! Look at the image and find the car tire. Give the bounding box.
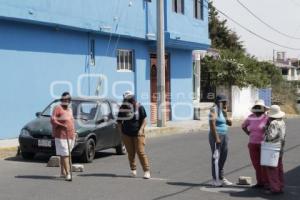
[115,143,126,155]
[81,138,96,163]
[21,152,35,160]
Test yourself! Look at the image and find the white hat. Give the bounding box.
[123,91,134,99]
[251,99,269,113]
[267,105,285,119]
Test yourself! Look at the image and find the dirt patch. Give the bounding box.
[0,147,18,159]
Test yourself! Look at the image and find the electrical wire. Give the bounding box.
[205,0,300,51]
[236,0,300,40]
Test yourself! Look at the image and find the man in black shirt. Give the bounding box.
[117,91,151,179]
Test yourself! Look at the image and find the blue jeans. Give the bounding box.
[209,133,229,180]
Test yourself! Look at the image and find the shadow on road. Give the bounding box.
[15,175,60,181]
[153,165,300,200]
[227,165,300,200]
[78,173,132,178]
[5,154,50,163]
[4,151,116,163]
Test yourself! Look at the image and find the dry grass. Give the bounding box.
[0,147,18,159]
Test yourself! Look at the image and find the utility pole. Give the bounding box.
[157,0,166,127]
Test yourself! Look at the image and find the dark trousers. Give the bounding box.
[265,157,284,192]
[248,143,268,186]
[209,133,228,180]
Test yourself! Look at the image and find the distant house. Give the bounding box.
[0,0,210,138]
[273,52,299,81]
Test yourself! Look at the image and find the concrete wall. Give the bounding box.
[231,86,259,119]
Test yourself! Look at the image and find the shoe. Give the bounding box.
[65,174,72,181]
[143,171,151,179]
[222,178,233,186]
[252,184,264,189]
[212,179,223,187]
[130,170,137,178]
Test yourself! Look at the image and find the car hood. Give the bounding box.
[24,117,92,136]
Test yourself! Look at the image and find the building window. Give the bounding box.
[194,0,204,20]
[89,39,95,66]
[282,68,288,76]
[117,49,134,71]
[172,0,184,14]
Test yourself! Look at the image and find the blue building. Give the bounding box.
[0,0,210,139]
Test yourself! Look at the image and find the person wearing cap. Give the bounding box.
[263,105,286,194]
[51,92,76,181]
[242,99,269,188]
[209,94,233,187]
[117,91,151,179]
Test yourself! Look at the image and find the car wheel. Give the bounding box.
[115,143,126,155]
[81,138,96,163]
[21,152,35,160]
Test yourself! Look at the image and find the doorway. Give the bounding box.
[150,54,171,124]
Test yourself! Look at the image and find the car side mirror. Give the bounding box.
[36,112,42,117]
[96,116,109,124]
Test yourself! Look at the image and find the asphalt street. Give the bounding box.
[0,118,299,200]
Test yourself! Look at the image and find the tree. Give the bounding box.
[208,2,244,52]
[202,49,283,88]
[203,3,283,89]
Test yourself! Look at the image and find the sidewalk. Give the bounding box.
[0,138,18,149]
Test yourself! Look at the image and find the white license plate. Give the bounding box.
[38,139,52,147]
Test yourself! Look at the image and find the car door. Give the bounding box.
[109,101,122,146]
[94,101,117,149]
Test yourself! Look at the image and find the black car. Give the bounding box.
[19,97,125,163]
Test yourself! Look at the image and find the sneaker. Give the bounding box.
[222,178,233,186]
[212,179,223,187]
[65,174,72,181]
[143,171,151,179]
[130,170,137,178]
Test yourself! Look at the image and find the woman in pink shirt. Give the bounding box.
[51,92,75,181]
[242,100,269,188]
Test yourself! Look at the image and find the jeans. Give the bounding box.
[209,133,228,180]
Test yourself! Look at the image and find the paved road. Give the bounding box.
[0,118,299,200]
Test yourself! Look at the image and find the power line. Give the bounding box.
[236,0,300,40]
[205,0,300,51]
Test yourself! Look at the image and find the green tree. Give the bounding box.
[208,2,244,52]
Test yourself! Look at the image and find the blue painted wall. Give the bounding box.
[0,1,210,138]
[0,0,210,47]
[165,0,210,47]
[259,88,272,107]
[169,49,194,120]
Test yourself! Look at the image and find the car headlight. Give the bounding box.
[20,129,32,138]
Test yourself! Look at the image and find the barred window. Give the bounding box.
[194,0,204,20]
[90,39,95,66]
[172,0,184,14]
[117,49,134,71]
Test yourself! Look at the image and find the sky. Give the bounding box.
[212,0,300,61]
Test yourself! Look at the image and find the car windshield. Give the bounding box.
[41,100,98,121]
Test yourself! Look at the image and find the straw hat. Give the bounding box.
[267,105,285,119]
[251,99,269,113]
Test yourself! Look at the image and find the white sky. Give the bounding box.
[212,0,300,61]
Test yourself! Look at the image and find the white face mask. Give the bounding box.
[61,101,70,107]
